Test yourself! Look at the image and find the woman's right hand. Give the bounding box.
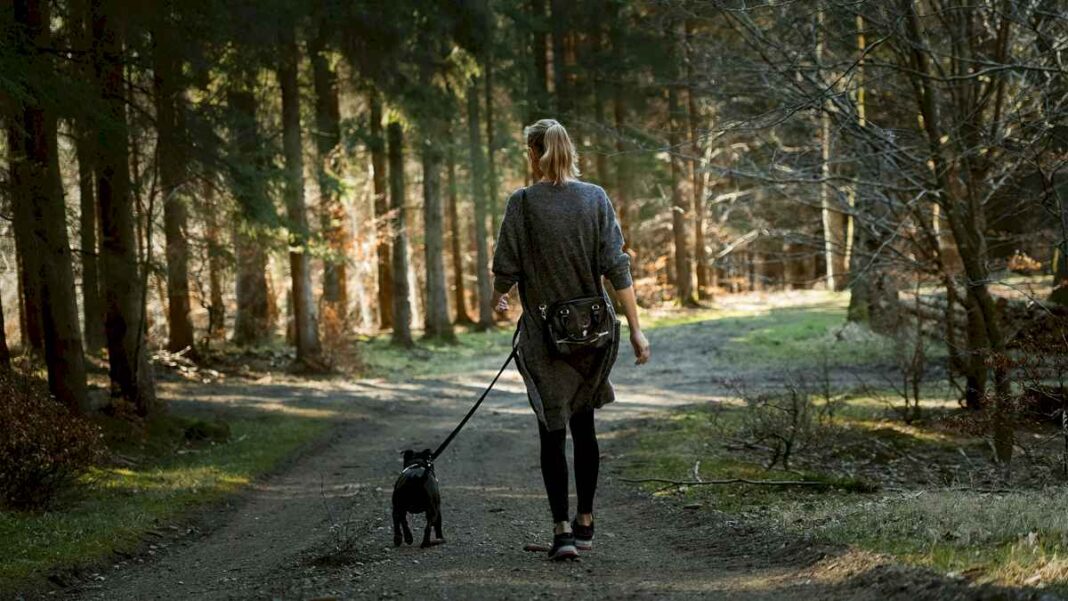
[629,329,651,365]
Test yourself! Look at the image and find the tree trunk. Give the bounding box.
[278,25,323,367]
[422,139,454,341]
[75,124,105,351]
[847,14,871,322]
[202,177,225,343]
[685,22,709,300]
[484,55,501,238]
[467,78,494,329]
[591,18,610,186]
[528,0,549,123]
[667,74,696,306]
[152,4,195,355]
[228,84,273,346]
[816,6,847,292]
[8,119,44,354]
[1051,179,1068,306]
[610,13,634,261]
[369,91,393,329]
[92,0,156,414]
[447,143,474,325]
[550,0,570,117]
[0,290,9,369]
[902,3,1011,460]
[387,121,413,346]
[71,0,104,352]
[11,0,89,413]
[311,20,348,323]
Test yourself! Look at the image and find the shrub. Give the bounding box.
[739,384,823,471]
[0,369,103,510]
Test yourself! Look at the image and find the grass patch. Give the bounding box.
[800,488,1068,590]
[621,398,1068,590]
[359,327,515,379]
[0,410,330,595]
[620,289,1066,588]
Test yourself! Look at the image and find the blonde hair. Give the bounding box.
[524,119,580,185]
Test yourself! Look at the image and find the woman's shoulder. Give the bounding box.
[571,179,607,197]
[519,180,608,205]
[573,181,611,212]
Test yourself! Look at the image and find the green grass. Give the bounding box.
[0,411,330,594]
[359,326,516,379]
[622,395,1068,590]
[802,488,1068,589]
[620,293,1067,590]
[645,291,931,369]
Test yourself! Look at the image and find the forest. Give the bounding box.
[2,0,1068,599]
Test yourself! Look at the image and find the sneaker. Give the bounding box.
[547,532,578,561]
[571,519,594,551]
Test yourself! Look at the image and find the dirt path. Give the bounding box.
[66,297,1038,601]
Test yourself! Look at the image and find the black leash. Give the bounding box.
[430,328,520,461]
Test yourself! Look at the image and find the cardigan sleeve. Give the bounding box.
[492,189,523,294]
[598,189,633,290]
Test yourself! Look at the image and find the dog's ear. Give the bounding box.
[403,450,414,466]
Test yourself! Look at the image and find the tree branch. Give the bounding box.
[618,477,833,487]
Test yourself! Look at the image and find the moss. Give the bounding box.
[0,410,329,595]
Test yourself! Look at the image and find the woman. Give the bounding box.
[492,119,651,561]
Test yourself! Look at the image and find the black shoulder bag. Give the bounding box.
[520,188,617,357]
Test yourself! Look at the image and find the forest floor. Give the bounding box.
[11,291,1063,600]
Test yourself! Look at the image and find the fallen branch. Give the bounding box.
[618,477,833,487]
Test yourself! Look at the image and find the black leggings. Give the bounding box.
[538,408,599,523]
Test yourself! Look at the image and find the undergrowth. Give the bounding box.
[619,295,1068,592]
[0,410,329,595]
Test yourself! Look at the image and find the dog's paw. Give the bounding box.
[393,536,402,547]
[404,533,413,545]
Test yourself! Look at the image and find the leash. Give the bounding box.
[430,327,520,461]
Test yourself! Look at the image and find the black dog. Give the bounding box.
[392,449,444,548]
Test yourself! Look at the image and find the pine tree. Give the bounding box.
[278,20,324,367]
[369,91,394,329]
[311,7,349,324]
[152,0,196,354]
[387,120,413,346]
[92,0,156,414]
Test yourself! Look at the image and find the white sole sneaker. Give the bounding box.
[548,544,578,561]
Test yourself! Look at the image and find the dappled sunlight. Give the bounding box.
[93,466,250,494]
[224,401,340,419]
[843,418,961,445]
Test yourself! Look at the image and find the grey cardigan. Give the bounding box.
[492,180,632,431]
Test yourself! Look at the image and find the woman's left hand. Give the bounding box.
[493,292,509,314]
